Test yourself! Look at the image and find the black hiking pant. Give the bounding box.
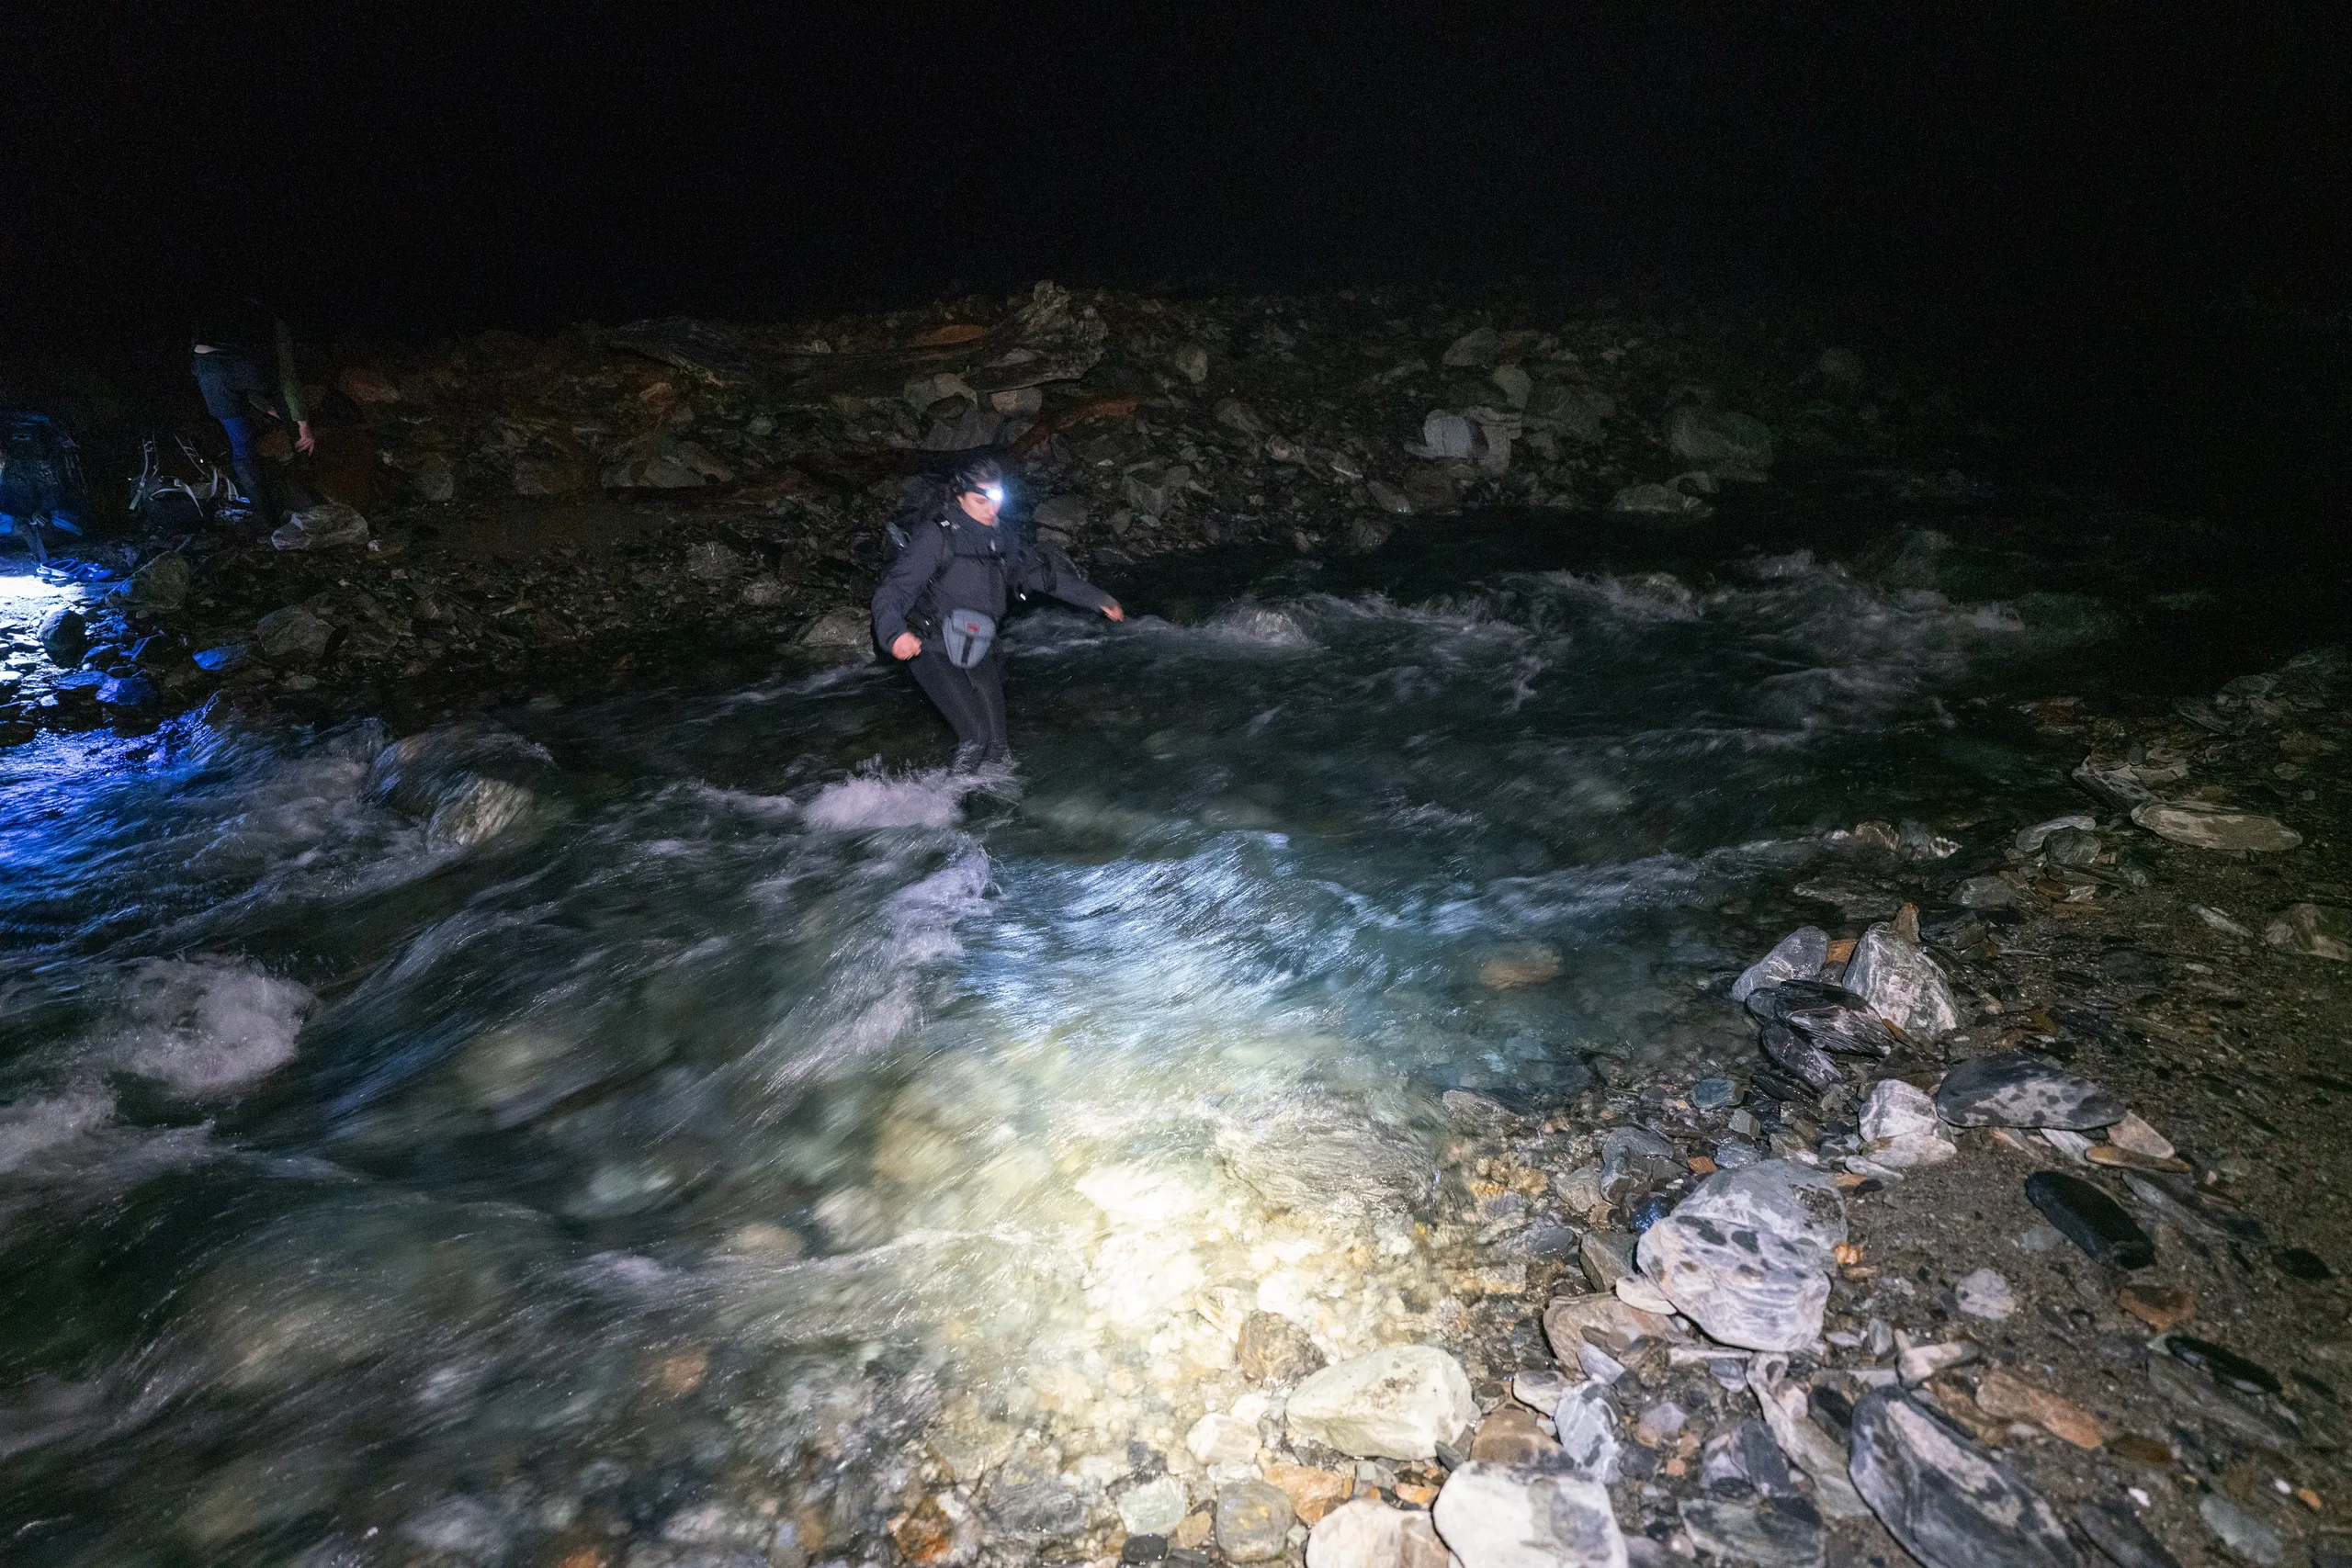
[907,640,1009,760]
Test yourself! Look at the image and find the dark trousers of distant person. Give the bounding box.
[907,638,1009,760]
[191,350,276,519]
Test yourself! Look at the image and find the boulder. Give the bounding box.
[1935,1054,2122,1130]
[1286,1346,1476,1461]
[38,604,87,665]
[1847,1391,2078,1568]
[1430,1461,1626,1568]
[1731,927,1828,1002]
[796,606,874,662]
[1667,405,1774,475]
[1844,926,1959,1040]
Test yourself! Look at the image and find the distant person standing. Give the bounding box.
[871,456,1125,764]
[190,300,312,523]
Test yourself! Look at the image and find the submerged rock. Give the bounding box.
[1431,1461,1627,1568]
[1216,1479,1295,1562]
[1238,1310,1326,1383]
[1847,1391,2078,1568]
[1286,1346,1476,1461]
[1731,928,1828,1002]
[2025,1172,2156,1269]
[2131,800,2301,852]
[1216,1100,1430,1220]
[1936,1054,2123,1130]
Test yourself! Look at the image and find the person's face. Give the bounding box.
[957,487,1002,525]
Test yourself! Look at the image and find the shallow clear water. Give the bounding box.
[0,516,2321,1562]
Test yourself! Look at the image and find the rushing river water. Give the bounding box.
[0,505,2338,1564]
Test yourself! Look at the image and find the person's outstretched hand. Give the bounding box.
[295,420,316,455]
[891,632,922,660]
[1102,602,1125,622]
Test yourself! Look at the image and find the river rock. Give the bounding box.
[1936,1054,2123,1130]
[254,606,334,663]
[1844,926,1960,1041]
[1471,1404,1560,1465]
[1117,1476,1190,1537]
[1553,1382,1623,1483]
[1732,928,1829,1002]
[1216,1480,1295,1562]
[2131,800,2302,852]
[1860,1079,1956,1168]
[2070,1501,2182,1568]
[1431,1461,1627,1568]
[1678,1498,1823,1568]
[1952,1269,2017,1320]
[1748,981,1897,1055]
[1638,1161,1844,1351]
[1186,1412,1261,1467]
[2161,1335,2280,1396]
[2024,1172,2155,1269]
[1216,1099,1430,1220]
[37,604,86,665]
[2146,1352,2301,1451]
[128,552,190,611]
[1759,1023,1844,1096]
[1239,1310,1327,1383]
[1544,1292,1675,1361]
[1668,405,1775,476]
[2264,902,2352,961]
[1306,1499,1450,1568]
[1286,1346,1476,1461]
[1600,1126,1681,1202]
[2198,1495,2283,1566]
[1847,1391,2078,1568]
[1747,1358,1872,1520]
[271,502,369,551]
[985,1443,1087,1539]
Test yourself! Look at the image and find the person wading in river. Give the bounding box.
[871,456,1124,764]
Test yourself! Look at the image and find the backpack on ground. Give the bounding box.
[0,410,89,535]
[129,434,235,529]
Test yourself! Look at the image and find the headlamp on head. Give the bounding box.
[982,483,1005,504]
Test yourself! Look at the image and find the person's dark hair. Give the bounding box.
[950,456,1005,497]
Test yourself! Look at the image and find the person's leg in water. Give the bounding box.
[907,644,992,757]
[965,643,1011,762]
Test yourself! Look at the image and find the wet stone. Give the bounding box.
[1678,1497,1824,1568]
[2071,1501,2183,1568]
[1759,1024,1843,1096]
[1638,1209,1829,1351]
[1847,1391,2079,1568]
[1216,1480,1295,1562]
[1600,1126,1681,1201]
[1119,1477,1192,1537]
[984,1443,1087,1539]
[1938,1054,2124,1130]
[1238,1310,1327,1383]
[1845,925,1961,1041]
[2025,1172,2156,1269]
[1749,980,1896,1055]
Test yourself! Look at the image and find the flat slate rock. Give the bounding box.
[2132,799,2301,852]
[1848,1391,2078,1568]
[2160,1335,2281,1396]
[1937,1053,2125,1129]
[1845,927,1961,1040]
[1678,1499,1823,1568]
[2024,1172,2156,1269]
[2071,1501,2182,1568]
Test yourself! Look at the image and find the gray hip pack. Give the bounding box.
[940,607,997,669]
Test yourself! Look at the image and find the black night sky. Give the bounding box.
[8,4,2346,344]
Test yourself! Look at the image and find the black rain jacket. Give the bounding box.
[870,505,1113,646]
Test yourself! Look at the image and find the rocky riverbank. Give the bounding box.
[1,284,1974,743]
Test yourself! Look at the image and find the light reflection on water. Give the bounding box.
[0,550,2128,1562]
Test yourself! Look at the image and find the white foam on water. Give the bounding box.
[114,959,314,1098]
[803,768,974,830]
[0,1090,117,1175]
[1201,603,1318,649]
